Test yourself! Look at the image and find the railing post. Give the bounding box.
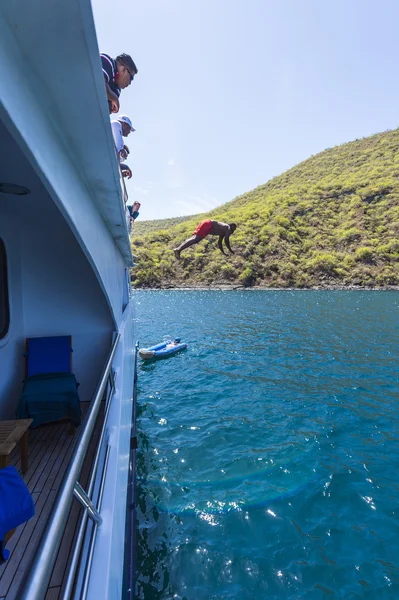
[73,482,102,525]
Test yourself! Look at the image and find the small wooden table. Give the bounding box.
[0,419,32,474]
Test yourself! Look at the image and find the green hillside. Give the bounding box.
[131,129,399,288]
[131,214,201,237]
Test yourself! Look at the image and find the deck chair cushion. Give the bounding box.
[16,372,81,428]
[26,336,72,377]
[0,466,34,562]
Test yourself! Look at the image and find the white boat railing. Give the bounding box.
[18,333,121,600]
[125,341,139,599]
[119,164,128,206]
[115,145,128,205]
[116,152,133,235]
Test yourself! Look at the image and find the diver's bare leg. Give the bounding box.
[174,235,201,259]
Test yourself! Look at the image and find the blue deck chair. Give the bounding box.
[0,466,34,563]
[25,335,73,377]
[16,336,81,428]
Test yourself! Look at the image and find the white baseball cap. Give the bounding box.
[118,115,135,132]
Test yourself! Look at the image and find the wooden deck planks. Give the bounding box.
[26,424,70,494]
[3,490,58,600]
[45,588,60,600]
[0,403,103,599]
[0,489,55,598]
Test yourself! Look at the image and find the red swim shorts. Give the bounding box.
[193,219,213,238]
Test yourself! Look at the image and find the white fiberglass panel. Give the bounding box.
[87,301,136,599]
[0,123,119,413]
[0,2,132,326]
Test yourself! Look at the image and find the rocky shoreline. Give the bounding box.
[134,284,399,291]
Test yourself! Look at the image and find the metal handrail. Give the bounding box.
[126,341,139,599]
[80,444,111,599]
[19,333,121,600]
[115,146,128,206]
[119,165,128,205]
[63,368,116,599]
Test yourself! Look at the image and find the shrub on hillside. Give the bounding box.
[355,247,374,263]
[306,253,339,275]
[376,240,399,257]
[339,228,363,244]
[238,267,256,287]
[220,264,236,280]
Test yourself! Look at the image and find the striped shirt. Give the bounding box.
[100,53,121,98]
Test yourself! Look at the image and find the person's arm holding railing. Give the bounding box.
[105,83,119,113]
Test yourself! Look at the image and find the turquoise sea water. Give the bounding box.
[134,290,399,600]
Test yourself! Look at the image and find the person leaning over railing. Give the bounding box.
[110,115,135,180]
[100,52,138,114]
[127,202,140,225]
[120,163,132,179]
[111,115,135,161]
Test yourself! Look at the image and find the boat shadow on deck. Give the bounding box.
[0,402,104,600]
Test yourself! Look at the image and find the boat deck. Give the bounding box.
[0,402,102,600]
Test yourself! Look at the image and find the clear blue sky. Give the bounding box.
[92,0,399,220]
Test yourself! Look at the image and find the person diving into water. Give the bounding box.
[174,219,237,259]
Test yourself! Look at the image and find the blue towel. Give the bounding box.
[0,466,34,562]
[17,372,81,428]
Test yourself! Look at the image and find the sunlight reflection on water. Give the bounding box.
[135,290,399,600]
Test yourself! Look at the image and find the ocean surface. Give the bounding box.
[134,290,399,600]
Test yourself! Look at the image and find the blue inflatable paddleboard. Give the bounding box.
[139,338,187,361]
